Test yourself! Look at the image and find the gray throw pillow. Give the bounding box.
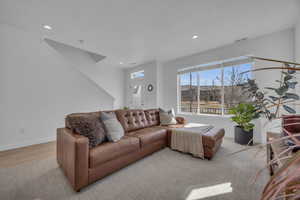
[159,108,177,125]
[100,112,124,142]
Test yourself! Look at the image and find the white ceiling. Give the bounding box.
[1,0,299,68]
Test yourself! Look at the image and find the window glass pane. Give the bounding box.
[130,70,144,79]
[199,68,222,115]
[179,72,198,113]
[223,63,252,114]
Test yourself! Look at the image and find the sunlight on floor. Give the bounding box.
[185,182,233,200]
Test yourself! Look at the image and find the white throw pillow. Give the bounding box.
[100,112,124,142]
[159,108,177,125]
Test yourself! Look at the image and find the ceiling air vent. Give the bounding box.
[235,37,248,43]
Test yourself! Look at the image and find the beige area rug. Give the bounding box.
[0,139,268,200]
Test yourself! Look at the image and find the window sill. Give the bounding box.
[177,112,233,118]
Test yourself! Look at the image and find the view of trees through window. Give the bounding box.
[179,63,252,115]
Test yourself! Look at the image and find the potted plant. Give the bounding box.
[229,103,259,145]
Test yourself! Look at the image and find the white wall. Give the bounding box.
[125,61,159,109]
[156,62,164,108]
[296,22,300,63]
[45,39,124,109]
[160,28,295,143]
[295,21,300,113]
[0,24,124,150]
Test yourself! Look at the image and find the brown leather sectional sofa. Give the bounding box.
[57,109,225,191]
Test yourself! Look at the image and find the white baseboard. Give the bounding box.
[0,136,56,151]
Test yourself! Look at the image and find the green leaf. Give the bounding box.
[284,74,293,82]
[268,96,279,101]
[283,93,300,100]
[229,103,258,130]
[275,86,288,96]
[283,105,296,113]
[287,81,298,89]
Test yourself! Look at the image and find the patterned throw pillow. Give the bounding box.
[100,112,124,142]
[66,114,107,148]
[159,108,177,125]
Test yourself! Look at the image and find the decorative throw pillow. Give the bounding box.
[159,108,177,125]
[66,113,107,148]
[100,112,124,142]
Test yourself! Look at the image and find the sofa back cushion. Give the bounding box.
[115,109,148,132]
[159,108,177,125]
[144,109,160,127]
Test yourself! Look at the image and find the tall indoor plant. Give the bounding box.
[238,57,300,200]
[229,103,259,145]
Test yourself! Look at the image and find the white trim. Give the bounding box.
[177,74,181,113]
[221,62,225,116]
[197,71,200,113]
[178,112,233,118]
[177,55,253,74]
[0,136,56,151]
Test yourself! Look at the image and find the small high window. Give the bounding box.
[130,70,144,79]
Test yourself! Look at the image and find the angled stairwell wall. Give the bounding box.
[45,38,124,109]
[0,23,124,150]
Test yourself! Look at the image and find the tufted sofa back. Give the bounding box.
[144,109,160,127]
[65,109,161,134]
[115,109,150,133]
[65,110,117,129]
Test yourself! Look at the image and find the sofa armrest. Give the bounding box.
[57,128,89,191]
[175,116,187,125]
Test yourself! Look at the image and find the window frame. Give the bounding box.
[130,70,145,79]
[177,61,253,117]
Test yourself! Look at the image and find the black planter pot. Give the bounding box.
[234,126,253,145]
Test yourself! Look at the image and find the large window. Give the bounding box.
[178,58,252,116]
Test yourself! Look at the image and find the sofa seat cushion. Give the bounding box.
[89,136,140,168]
[130,127,167,147]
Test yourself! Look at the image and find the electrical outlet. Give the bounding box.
[20,128,25,134]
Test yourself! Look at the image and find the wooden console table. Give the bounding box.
[266,132,300,199]
[267,132,289,176]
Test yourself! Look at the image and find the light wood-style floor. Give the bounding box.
[0,141,56,168]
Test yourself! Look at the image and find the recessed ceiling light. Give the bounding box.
[43,25,52,30]
[192,35,198,39]
[119,62,123,65]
